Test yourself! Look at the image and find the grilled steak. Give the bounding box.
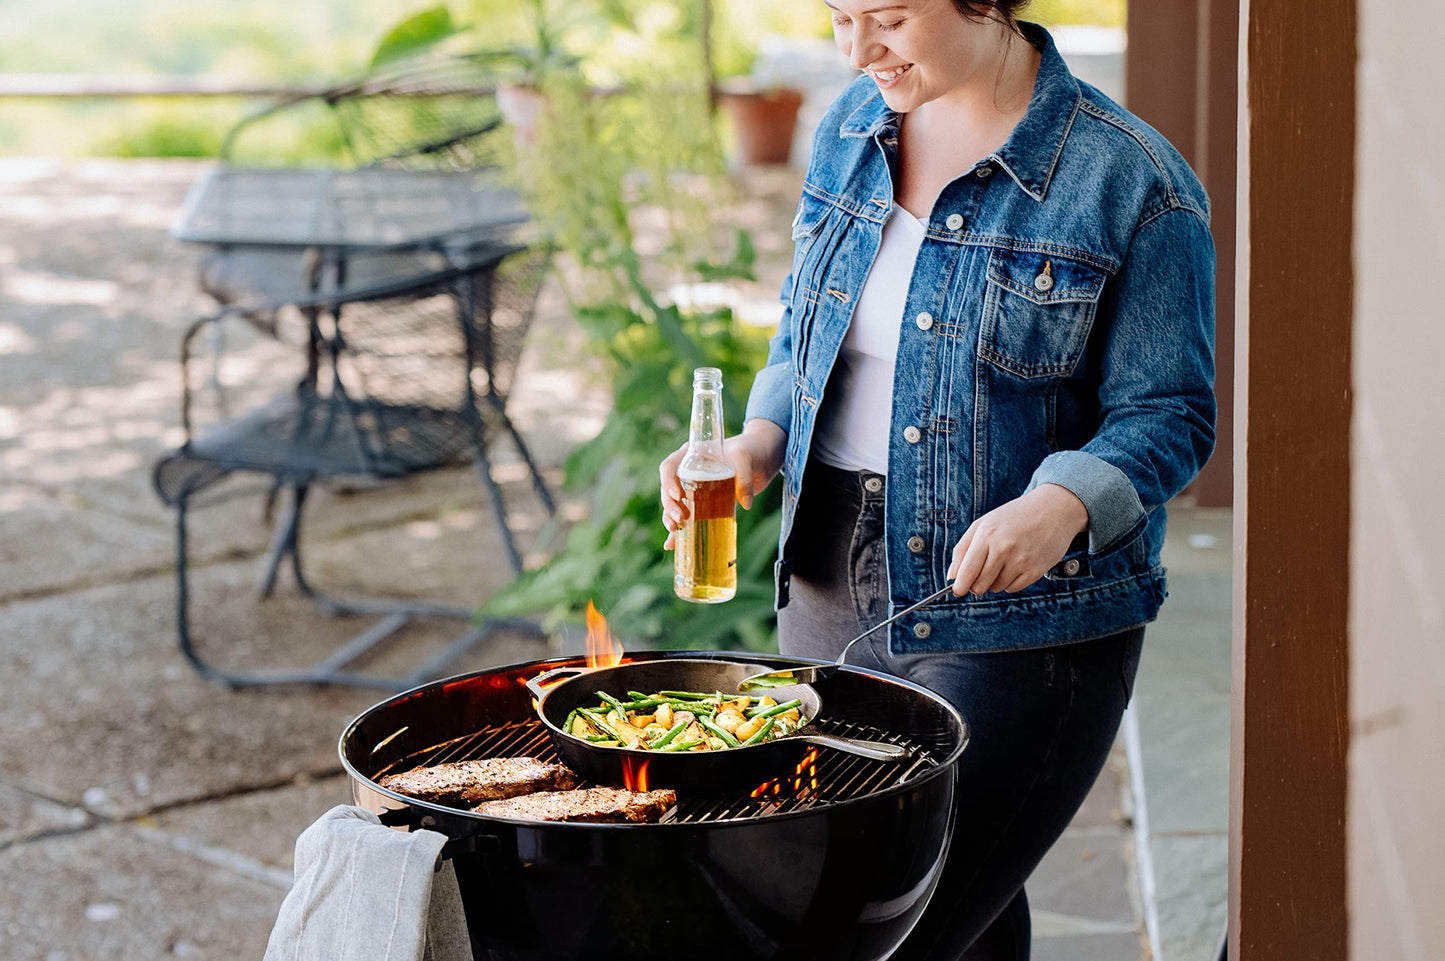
[473,787,678,823]
[378,757,578,806]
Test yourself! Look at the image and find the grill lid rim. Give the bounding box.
[338,650,968,830]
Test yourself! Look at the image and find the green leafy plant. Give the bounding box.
[481,75,783,652]
[370,5,470,69]
[370,1,582,82]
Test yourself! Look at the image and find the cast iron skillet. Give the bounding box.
[526,658,907,793]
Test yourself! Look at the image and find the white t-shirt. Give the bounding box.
[811,204,927,475]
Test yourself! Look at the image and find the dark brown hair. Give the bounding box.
[949,0,1031,33]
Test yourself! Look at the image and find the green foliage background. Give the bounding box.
[477,74,784,652]
[0,0,405,157]
[0,0,1123,158]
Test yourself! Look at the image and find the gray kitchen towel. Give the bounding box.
[263,804,473,961]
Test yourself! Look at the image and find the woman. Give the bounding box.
[661,1,1215,957]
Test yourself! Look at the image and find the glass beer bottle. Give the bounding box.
[674,367,737,603]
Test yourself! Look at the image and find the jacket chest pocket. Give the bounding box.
[978,248,1107,379]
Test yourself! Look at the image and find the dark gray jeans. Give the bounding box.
[778,459,1145,961]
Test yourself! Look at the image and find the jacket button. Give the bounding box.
[1062,558,1082,576]
[915,311,934,330]
[976,165,994,179]
[945,213,964,230]
[907,536,925,553]
[913,623,932,639]
[863,476,883,493]
[903,425,921,443]
[1033,272,1054,292]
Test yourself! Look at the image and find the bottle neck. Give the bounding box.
[688,385,725,456]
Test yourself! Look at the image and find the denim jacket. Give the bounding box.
[745,25,1217,653]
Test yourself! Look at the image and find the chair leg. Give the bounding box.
[257,482,305,598]
[496,404,556,516]
[281,483,324,602]
[173,493,223,684]
[170,482,521,691]
[472,439,525,575]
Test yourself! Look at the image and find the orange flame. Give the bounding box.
[585,599,624,668]
[750,748,822,798]
[621,757,651,792]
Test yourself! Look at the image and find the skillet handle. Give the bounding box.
[525,666,589,701]
[796,733,909,762]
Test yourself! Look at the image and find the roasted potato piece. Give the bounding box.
[735,716,765,743]
[714,710,746,734]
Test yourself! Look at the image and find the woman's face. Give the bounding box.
[826,0,1006,113]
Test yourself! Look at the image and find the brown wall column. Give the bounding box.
[1193,0,1238,508]
[1230,0,1353,957]
[1126,0,1237,508]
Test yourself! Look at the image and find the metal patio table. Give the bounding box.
[157,165,551,691]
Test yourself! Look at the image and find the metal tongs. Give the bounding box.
[737,585,956,690]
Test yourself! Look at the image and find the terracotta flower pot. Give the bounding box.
[495,82,551,150]
[716,85,805,166]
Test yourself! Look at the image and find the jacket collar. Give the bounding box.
[837,23,1080,202]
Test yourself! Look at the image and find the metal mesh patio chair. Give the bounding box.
[219,52,509,172]
[194,53,513,323]
[153,243,556,690]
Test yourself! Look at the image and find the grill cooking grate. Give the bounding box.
[372,716,939,823]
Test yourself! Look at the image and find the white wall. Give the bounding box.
[1351,3,1445,958]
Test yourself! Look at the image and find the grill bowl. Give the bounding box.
[340,650,969,961]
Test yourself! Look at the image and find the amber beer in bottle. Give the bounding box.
[674,367,737,603]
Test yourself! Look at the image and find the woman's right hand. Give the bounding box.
[659,419,787,550]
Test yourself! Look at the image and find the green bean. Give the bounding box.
[648,719,688,749]
[741,717,776,746]
[619,697,666,712]
[582,734,616,742]
[581,709,621,741]
[658,690,715,700]
[627,691,650,701]
[746,698,803,720]
[698,716,741,748]
[660,739,703,752]
[596,691,630,717]
[562,708,579,736]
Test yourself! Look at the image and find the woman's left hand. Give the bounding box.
[947,484,1090,596]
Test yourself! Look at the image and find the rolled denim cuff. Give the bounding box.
[1027,450,1147,555]
[745,363,793,433]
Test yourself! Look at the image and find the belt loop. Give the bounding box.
[774,558,792,610]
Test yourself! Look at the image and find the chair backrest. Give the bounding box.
[325,245,551,469]
[220,54,509,172]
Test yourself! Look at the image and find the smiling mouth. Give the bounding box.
[869,64,913,83]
